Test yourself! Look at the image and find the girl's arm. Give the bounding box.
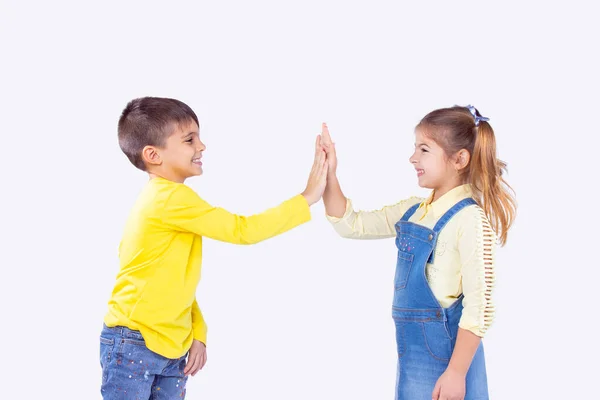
[321,123,421,239]
[321,123,346,218]
[448,329,482,374]
[433,207,497,399]
[323,167,347,218]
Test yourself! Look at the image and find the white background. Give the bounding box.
[1,1,598,399]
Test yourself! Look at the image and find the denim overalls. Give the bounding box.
[393,198,488,399]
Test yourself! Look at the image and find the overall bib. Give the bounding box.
[393,198,488,399]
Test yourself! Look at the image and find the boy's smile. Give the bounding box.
[146,120,206,183]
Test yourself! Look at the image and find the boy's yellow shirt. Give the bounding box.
[104,177,311,359]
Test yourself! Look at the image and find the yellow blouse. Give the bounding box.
[326,184,496,337]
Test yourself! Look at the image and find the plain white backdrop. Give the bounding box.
[1,1,598,399]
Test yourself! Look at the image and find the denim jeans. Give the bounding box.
[100,325,188,399]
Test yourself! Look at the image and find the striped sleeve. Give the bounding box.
[457,206,497,337]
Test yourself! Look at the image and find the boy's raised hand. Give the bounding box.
[320,123,337,175]
[301,135,329,205]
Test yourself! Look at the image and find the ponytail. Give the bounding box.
[469,121,516,246]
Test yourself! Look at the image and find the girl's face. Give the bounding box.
[409,128,463,198]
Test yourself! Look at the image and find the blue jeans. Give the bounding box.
[100,325,188,399]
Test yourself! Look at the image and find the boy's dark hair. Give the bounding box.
[118,97,199,171]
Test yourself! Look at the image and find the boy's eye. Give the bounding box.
[186,138,193,143]
[421,148,428,153]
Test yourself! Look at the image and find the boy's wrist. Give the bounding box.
[301,191,316,206]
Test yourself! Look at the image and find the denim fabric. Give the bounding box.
[100,325,188,399]
[392,198,488,399]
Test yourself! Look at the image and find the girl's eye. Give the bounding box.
[186,138,193,143]
[421,148,428,153]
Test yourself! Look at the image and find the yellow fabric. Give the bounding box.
[105,177,311,358]
[326,184,497,337]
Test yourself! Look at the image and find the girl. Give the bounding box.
[321,106,516,400]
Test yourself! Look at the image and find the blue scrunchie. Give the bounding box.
[466,105,489,126]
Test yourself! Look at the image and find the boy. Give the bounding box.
[100,97,328,399]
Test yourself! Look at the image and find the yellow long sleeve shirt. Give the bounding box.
[326,184,497,337]
[104,177,311,358]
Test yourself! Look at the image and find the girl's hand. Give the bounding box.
[320,122,337,175]
[432,368,466,400]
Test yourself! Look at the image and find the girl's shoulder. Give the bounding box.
[453,202,497,240]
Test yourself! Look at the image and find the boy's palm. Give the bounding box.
[302,135,328,205]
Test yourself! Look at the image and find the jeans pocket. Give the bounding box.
[100,336,115,384]
[116,334,156,369]
[394,251,414,290]
[421,322,452,362]
[100,337,115,361]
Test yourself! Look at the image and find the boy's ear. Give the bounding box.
[454,149,470,171]
[142,145,162,166]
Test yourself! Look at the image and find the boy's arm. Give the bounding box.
[162,135,327,244]
[163,187,311,244]
[191,298,208,345]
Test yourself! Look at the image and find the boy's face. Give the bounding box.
[147,120,205,183]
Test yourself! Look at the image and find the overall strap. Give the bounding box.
[400,202,422,222]
[427,198,477,264]
[432,198,477,233]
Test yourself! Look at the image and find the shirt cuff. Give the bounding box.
[325,198,352,222]
[458,319,485,338]
[193,324,208,345]
[290,194,312,223]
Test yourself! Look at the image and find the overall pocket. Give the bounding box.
[394,250,414,290]
[421,322,453,362]
[393,320,407,358]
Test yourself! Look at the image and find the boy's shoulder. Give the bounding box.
[130,178,200,213]
[125,179,207,230]
[151,180,213,218]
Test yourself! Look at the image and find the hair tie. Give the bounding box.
[466,105,489,126]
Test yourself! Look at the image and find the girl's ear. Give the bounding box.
[454,149,471,171]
